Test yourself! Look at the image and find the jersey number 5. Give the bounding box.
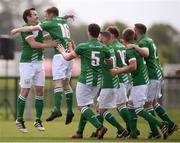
[58,23,70,38]
[91,51,100,66]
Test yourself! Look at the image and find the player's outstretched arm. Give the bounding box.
[27,37,59,49]
[57,44,77,61]
[126,44,149,57]
[11,25,40,36]
[111,59,137,76]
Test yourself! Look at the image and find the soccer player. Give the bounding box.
[57,23,112,139]
[132,23,178,138]
[11,6,75,124]
[97,31,129,138]
[111,28,169,139]
[15,8,58,133]
[106,26,133,136]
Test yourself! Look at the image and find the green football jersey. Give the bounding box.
[39,16,71,54]
[20,24,44,63]
[137,35,164,80]
[111,40,131,84]
[74,39,111,87]
[126,48,149,86]
[102,44,119,88]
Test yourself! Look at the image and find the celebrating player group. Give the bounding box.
[11,6,178,140]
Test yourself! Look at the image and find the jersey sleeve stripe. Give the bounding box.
[128,58,136,62]
[25,35,34,40]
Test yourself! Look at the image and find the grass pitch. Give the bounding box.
[0,108,179,142]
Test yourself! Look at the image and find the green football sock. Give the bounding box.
[129,108,137,137]
[146,107,159,135]
[64,89,73,113]
[81,107,102,129]
[117,107,131,129]
[96,114,104,124]
[35,95,44,120]
[154,103,174,127]
[53,87,63,112]
[77,114,87,134]
[137,108,163,128]
[103,111,124,133]
[17,95,26,121]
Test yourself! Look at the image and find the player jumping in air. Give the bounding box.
[11,6,75,125]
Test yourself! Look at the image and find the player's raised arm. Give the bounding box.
[111,58,137,76]
[57,44,77,61]
[11,25,40,36]
[63,14,75,21]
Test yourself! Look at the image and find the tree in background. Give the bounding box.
[0,0,179,64]
[148,23,180,64]
[70,24,88,44]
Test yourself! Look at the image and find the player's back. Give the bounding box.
[39,16,70,54]
[111,40,130,84]
[137,36,163,80]
[74,39,110,87]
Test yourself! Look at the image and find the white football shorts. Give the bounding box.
[129,84,148,108]
[52,54,73,80]
[19,61,45,88]
[76,82,100,106]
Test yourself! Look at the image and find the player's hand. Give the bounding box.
[49,40,59,48]
[175,69,180,75]
[64,14,75,21]
[10,29,19,36]
[126,44,137,49]
[57,44,65,53]
[68,41,76,51]
[111,67,119,76]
